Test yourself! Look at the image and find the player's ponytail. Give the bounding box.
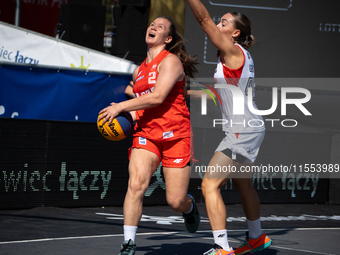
[231,12,255,49]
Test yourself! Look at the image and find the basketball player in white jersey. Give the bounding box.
[186,0,272,254]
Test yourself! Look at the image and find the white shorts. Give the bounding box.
[215,131,265,164]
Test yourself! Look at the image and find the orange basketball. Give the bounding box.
[97,112,133,141]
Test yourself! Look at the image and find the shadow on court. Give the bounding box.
[0,204,339,255]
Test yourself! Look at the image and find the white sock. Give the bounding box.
[213,229,231,251]
[184,201,193,214]
[124,225,138,244]
[247,218,262,239]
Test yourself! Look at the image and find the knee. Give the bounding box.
[167,195,185,212]
[201,178,219,198]
[128,178,149,197]
[168,200,182,212]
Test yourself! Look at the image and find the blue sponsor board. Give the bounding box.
[0,63,131,122]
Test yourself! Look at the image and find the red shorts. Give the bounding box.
[130,137,191,168]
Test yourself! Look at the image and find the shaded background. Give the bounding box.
[0,0,339,209]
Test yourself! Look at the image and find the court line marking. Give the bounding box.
[96,212,340,225]
[267,245,334,255]
[1,228,339,245]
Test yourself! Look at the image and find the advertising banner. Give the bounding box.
[0,21,137,73]
[0,63,131,122]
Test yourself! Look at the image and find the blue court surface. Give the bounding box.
[0,203,339,255]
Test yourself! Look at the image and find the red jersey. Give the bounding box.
[133,50,190,141]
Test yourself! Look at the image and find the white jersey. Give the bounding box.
[214,44,265,133]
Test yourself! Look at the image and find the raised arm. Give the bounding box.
[186,0,242,60]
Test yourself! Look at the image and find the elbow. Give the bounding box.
[196,13,210,26]
[154,98,164,107]
[149,96,164,108]
[199,17,209,25]
[199,17,211,30]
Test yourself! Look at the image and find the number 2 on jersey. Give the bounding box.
[148,71,156,84]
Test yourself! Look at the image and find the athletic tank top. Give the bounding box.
[133,50,190,141]
[214,44,265,133]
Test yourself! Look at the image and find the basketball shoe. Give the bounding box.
[118,239,136,255]
[235,232,272,254]
[203,244,235,255]
[183,194,200,233]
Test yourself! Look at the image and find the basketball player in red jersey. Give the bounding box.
[99,16,199,255]
[186,1,272,255]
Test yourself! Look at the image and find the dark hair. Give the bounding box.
[230,12,254,49]
[158,16,198,78]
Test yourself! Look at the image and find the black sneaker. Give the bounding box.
[183,194,200,233]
